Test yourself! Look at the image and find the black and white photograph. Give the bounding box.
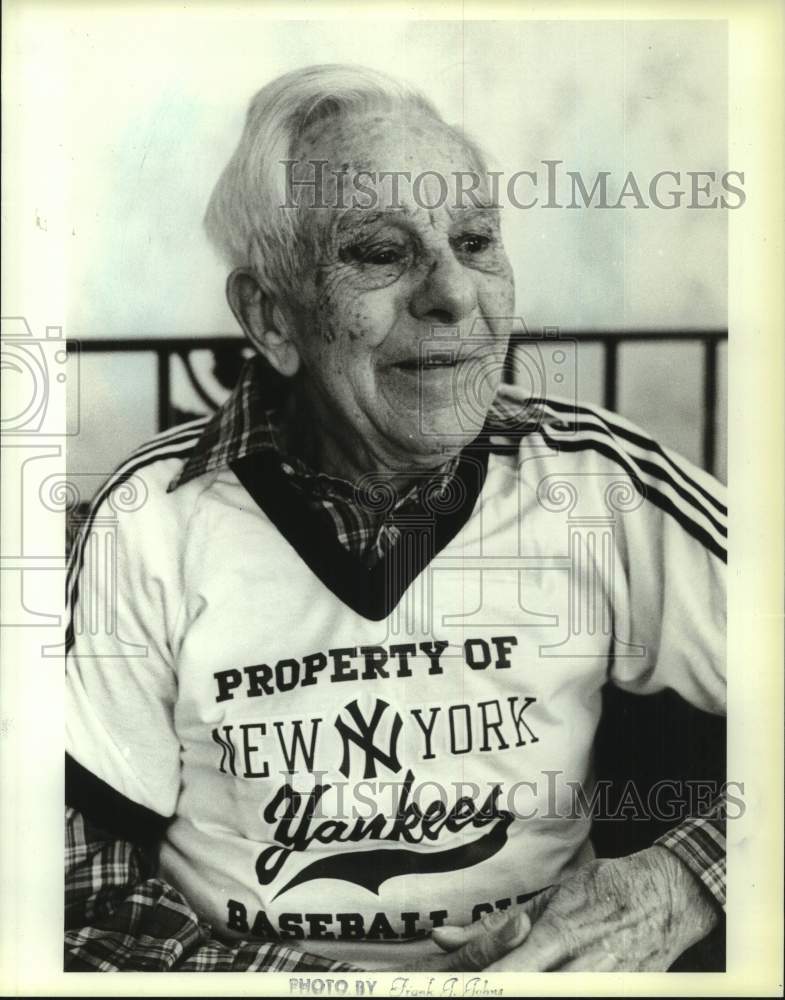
[1,1,782,995]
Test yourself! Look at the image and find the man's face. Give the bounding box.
[282,110,515,474]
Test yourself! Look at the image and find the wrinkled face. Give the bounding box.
[281,109,515,474]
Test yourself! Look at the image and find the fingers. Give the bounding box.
[431,909,510,952]
[558,953,617,972]
[431,925,476,952]
[443,910,532,971]
[516,885,556,922]
[432,889,555,955]
[485,915,568,972]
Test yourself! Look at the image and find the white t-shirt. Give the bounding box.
[66,388,726,964]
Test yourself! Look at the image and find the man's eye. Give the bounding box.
[340,243,406,266]
[365,248,405,265]
[452,233,493,254]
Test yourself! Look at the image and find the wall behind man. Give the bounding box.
[59,15,728,335]
[6,8,728,480]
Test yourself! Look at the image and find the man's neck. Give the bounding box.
[281,380,460,493]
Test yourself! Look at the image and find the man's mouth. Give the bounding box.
[393,353,463,372]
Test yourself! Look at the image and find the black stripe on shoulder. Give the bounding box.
[65,433,203,656]
[546,420,726,539]
[66,753,169,847]
[486,393,726,540]
[541,398,727,518]
[66,425,204,590]
[125,415,210,460]
[539,430,727,563]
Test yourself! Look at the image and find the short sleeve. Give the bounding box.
[65,459,186,818]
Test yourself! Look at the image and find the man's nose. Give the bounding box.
[408,251,476,327]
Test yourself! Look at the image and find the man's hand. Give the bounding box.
[426,846,719,972]
[371,910,533,973]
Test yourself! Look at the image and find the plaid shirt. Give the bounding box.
[654,801,726,909]
[65,807,355,972]
[65,357,725,971]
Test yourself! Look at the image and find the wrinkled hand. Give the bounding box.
[372,912,532,973]
[424,846,719,972]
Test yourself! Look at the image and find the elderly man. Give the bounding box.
[65,64,726,972]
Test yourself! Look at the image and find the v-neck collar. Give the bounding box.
[231,440,490,621]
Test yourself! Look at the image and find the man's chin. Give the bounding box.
[396,413,488,465]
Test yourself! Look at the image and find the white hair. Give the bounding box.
[204,63,482,293]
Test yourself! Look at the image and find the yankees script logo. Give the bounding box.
[256,771,514,898]
[254,697,516,897]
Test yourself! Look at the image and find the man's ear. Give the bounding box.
[226,268,301,378]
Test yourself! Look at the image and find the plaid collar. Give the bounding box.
[167,355,459,509]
